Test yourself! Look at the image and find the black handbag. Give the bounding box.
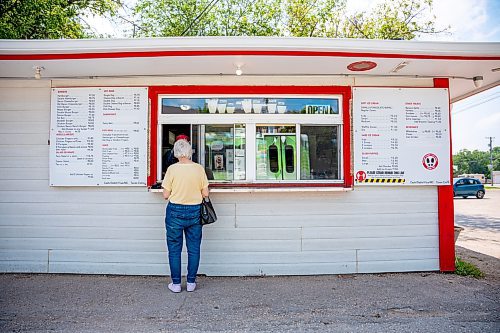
[200,197,217,225]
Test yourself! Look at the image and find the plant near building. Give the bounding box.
[455,258,484,278]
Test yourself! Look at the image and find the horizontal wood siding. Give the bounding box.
[0,81,439,276]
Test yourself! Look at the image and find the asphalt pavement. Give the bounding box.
[1,245,499,333]
[455,188,500,258]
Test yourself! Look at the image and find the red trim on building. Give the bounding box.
[434,78,455,272]
[147,85,352,188]
[148,87,160,186]
[1,50,499,61]
[342,87,353,188]
[209,183,345,188]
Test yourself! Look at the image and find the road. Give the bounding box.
[455,188,500,258]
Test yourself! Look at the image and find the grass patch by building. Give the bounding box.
[455,258,484,278]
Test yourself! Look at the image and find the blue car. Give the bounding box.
[453,177,485,199]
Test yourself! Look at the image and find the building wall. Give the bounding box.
[0,79,439,275]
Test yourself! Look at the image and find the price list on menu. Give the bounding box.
[353,88,450,186]
[50,87,148,186]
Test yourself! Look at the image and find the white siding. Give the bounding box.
[0,79,440,276]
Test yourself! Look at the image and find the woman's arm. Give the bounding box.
[163,188,171,200]
[201,186,209,198]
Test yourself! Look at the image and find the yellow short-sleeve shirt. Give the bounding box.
[162,163,209,205]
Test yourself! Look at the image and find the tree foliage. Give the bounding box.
[133,0,443,39]
[0,0,444,40]
[453,147,500,178]
[0,0,120,39]
[133,0,283,37]
[342,0,438,39]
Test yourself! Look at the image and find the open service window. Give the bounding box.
[155,94,344,186]
[159,123,246,182]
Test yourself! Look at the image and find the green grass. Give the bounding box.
[455,258,484,278]
[484,185,499,190]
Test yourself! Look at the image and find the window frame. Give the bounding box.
[148,86,353,188]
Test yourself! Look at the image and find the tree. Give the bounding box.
[132,0,444,39]
[341,0,441,39]
[133,0,283,37]
[0,0,121,39]
[284,0,345,37]
[453,148,500,179]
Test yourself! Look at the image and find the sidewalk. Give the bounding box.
[1,246,499,333]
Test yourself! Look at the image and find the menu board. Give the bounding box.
[353,88,450,186]
[50,87,148,186]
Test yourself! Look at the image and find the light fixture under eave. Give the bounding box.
[33,65,45,80]
[391,61,410,73]
[235,65,243,76]
[472,76,483,88]
[347,61,377,72]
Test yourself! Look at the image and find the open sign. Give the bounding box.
[306,105,331,114]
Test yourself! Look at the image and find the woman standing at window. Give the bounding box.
[162,138,209,293]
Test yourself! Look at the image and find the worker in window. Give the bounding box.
[164,134,190,171]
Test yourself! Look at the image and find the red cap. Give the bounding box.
[175,134,189,142]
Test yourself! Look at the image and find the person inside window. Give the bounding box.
[164,134,190,171]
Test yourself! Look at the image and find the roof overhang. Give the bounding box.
[1,37,499,102]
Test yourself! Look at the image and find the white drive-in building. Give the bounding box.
[0,37,499,276]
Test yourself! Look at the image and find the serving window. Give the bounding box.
[155,93,345,186]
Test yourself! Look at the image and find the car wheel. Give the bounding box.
[476,190,485,199]
[462,196,468,199]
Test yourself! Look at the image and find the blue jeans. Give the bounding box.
[165,202,203,284]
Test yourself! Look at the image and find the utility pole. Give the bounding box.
[486,136,495,185]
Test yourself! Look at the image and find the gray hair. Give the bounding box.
[173,139,193,159]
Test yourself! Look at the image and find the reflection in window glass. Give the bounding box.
[204,124,246,181]
[256,125,297,180]
[234,124,246,180]
[161,98,339,114]
[300,126,339,180]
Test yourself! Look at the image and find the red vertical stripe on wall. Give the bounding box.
[342,88,353,188]
[434,78,455,271]
[148,87,159,186]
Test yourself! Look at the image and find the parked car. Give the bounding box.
[453,177,485,199]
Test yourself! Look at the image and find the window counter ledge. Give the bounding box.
[149,186,352,193]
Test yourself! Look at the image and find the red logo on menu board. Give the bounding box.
[422,153,439,170]
[356,171,367,182]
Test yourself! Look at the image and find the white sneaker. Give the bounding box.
[186,282,196,292]
[168,282,181,293]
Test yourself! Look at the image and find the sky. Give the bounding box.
[429,0,500,153]
[88,0,500,153]
[347,0,500,152]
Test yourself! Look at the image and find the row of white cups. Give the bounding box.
[206,99,287,114]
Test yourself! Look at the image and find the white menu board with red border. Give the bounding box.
[50,87,148,186]
[353,87,450,186]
